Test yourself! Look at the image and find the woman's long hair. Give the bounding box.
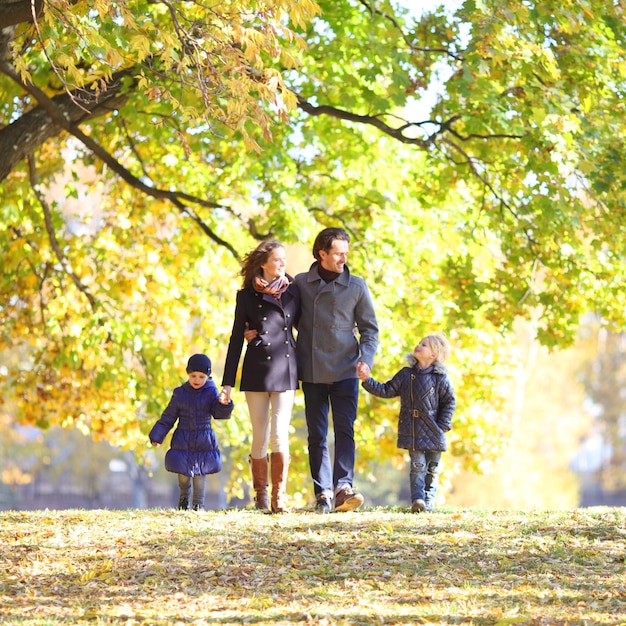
[240,240,284,288]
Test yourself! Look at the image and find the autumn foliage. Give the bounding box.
[1,0,625,498]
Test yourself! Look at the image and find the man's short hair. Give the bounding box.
[312,227,350,261]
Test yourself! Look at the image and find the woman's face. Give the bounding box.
[261,247,287,280]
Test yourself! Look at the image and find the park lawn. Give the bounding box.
[1,507,625,625]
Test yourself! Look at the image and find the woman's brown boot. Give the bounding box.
[270,452,289,513]
[250,456,269,510]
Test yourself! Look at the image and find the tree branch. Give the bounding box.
[66,124,241,261]
[294,88,534,248]
[1,61,242,260]
[0,61,132,181]
[439,136,540,250]
[294,92,433,148]
[28,154,98,311]
[0,0,43,28]
[356,0,464,62]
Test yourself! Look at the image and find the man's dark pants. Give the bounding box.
[303,378,359,499]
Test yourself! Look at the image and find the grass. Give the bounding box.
[1,506,625,625]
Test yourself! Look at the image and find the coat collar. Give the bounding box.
[406,353,447,375]
[307,262,351,286]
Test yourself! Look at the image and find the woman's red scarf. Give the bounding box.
[253,274,290,303]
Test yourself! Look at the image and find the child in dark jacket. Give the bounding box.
[149,354,234,510]
[359,333,456,512]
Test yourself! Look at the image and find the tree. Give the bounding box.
[0,0,321,447]
[579,324,626,494]
[1,0,624,498]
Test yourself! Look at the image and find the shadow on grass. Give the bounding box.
[2,508,625,625]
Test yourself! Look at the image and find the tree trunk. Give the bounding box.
[0,72,131,182]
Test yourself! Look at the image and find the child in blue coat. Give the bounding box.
[359,333,456,512]
[149,354,234,510]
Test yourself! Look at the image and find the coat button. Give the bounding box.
[266,356,272,360]
[262,316,267,321]
[284,340,289,345]
[285,354,290,358]
[258,304,262,308]
[283,327,287,331]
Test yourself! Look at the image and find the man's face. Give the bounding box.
[319,239,348,273]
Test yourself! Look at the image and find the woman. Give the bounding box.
[221,240,300,512]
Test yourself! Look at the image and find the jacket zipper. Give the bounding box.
[421,386,434,400]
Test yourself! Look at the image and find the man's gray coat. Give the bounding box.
[295,263,378,384]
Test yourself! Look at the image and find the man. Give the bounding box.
[295,227,379,513]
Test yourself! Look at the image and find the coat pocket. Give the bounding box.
[421,386,435,401]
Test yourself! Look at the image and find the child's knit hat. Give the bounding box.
[186,353,212,375]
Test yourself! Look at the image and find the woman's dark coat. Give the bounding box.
[222,278,300,392]
[362,356,455,451]
[149,380,233,477]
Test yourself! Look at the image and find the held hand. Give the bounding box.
[219,386,232,404]
[356,361,371,381]
[243,321,258,344]
[150,441,160,447]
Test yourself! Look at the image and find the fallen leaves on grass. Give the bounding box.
[1,507,625,625]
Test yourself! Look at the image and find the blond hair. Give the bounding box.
[421,332,451,364]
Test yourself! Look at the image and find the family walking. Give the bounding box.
[149,227,456,513]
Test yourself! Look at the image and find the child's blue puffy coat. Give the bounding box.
[362,356,455,452]
[149,379,233,477]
